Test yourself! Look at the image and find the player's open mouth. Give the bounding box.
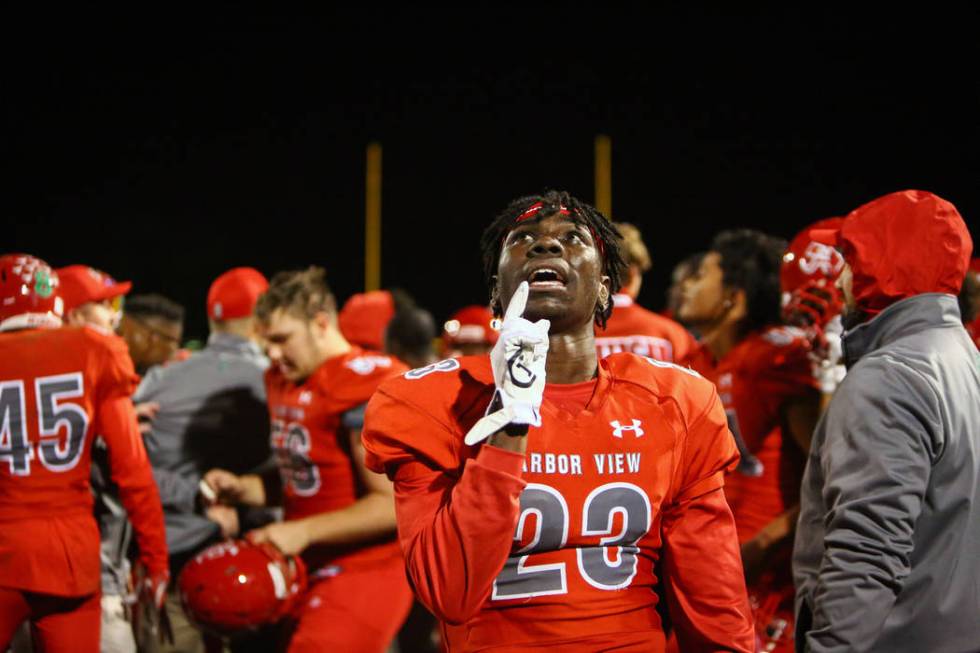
[527,266,567,290]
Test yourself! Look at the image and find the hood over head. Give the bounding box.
[812,190,972,315]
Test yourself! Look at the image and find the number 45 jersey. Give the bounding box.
[363,353,755,652]
[0,326,167,596]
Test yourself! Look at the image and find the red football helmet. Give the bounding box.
[178,539,307,636]
[0,253,64,332]
[780,218,845,329]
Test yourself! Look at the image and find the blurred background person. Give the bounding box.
[0,254,168,653]
[439,304,498,358]
[338,289,404,353]
[202,267,412,652]
[678,229,821,652]
[780,218,847,407]
[384,305,438,369]
[59,265,155,653]
[119,294,185,375]
[59,265,130,333]
[134,268,272,653]
[595,222,696,362]
[664,251,704,326]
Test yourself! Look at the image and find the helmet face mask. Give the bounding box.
[178,539,308,637]
[0,254,64,332]
[780,219,845,330]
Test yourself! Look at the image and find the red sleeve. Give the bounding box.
[671,389,740,503]
[393,448,525,624]
[363,387,525,624]
[661,385,754,651]
[96,332,140,403]
[94,395,169,578]
[662,489,755,652]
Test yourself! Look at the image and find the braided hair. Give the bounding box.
[479,190,627,328]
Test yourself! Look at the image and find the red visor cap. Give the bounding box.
[56,265,132,312]
[817,190,972,314]
[208,267,269,320]
[443,305,500,346]
[338,290,394,351]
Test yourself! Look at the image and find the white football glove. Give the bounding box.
[464,281,550,445]
[813,315,847,395]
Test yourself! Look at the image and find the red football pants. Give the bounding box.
[287,559,413,653]
[0,587,100,652]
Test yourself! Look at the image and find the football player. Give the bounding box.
[203,267,412,653]
[594,222,696,362]
[0,254,169,652]
[362,191,754,651]
[58,264,169,653]
[780,218,847,402]
[58,265,130,333]
[678,230,822,652]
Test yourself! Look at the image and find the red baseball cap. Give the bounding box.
[338,291,395,351]
[442,305,499,346]
[813,190,973,314]
[56,265,132,313]
[207,267,269,320]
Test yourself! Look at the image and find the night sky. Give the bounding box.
[8,7,980,340]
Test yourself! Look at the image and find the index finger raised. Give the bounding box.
[503,281,529,321]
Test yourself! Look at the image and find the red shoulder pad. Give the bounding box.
[361,356,494,476]
[79,326,139,400]
[603,352,717,418]
[321,351,408,409]
[745,327,816,388]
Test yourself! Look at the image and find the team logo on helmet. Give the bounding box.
[34,268,54,298]
[798,242,844,277]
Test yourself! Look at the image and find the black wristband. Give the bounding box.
[502,423,529,437]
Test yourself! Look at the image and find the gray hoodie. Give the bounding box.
[793,293,980,652]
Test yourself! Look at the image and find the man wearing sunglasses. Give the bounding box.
[58,265,131,333]
[118,295,185,376]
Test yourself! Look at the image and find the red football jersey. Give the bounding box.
[595,294,697,363]
[265,347,406,572]
[0,326,167,595]
[363,353,754,652]
[687,326,817,543]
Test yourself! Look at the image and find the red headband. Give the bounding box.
[506,201,606,257]
[515,201,571,222]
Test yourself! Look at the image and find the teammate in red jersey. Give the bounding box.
[678,231,822,652]
[595,222,696,362]
[362,191,754,652]
[203,267,412,652]
[780,218,847,403]
[0,254,169,653]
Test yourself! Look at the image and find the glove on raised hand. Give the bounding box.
[465,281,550,445]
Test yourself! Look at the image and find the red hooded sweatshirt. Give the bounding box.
[813,189,973,317]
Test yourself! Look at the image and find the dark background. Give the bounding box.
[8,7,980,341]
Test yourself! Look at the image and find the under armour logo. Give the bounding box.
[298,391,313,405]
[610,419,644,438]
